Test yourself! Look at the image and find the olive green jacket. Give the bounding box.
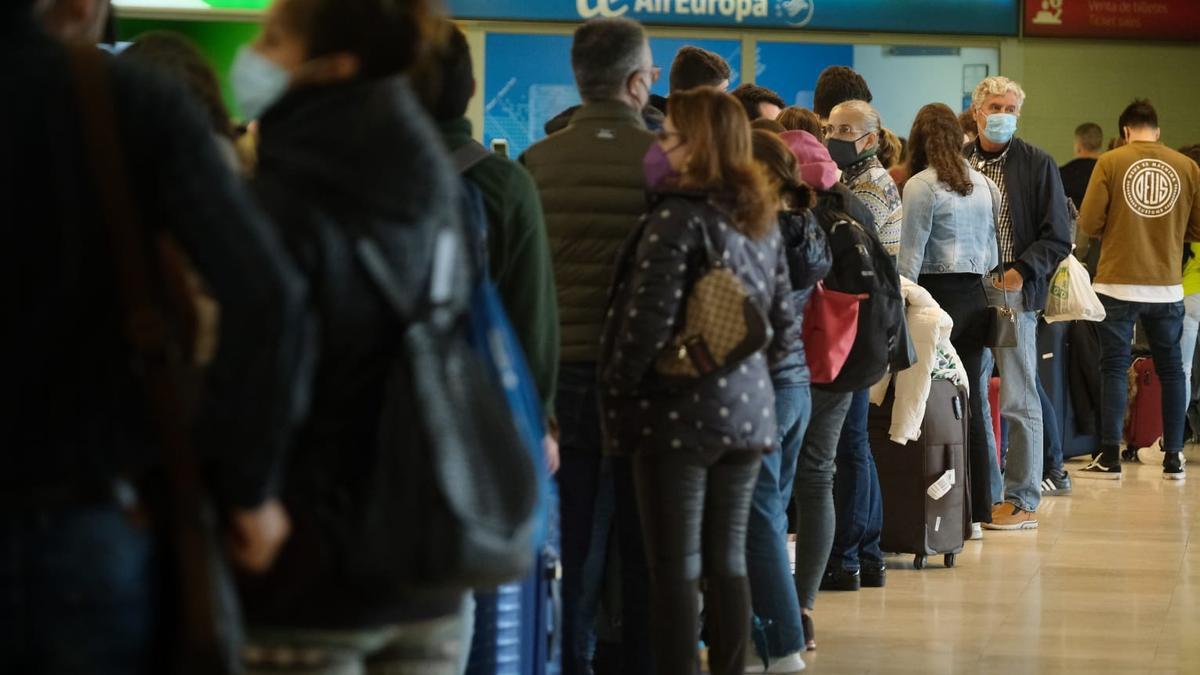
[521,101,656,364]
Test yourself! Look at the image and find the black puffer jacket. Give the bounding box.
[770,208,832,388]
[239,78,463,628]
[599,192,797,460]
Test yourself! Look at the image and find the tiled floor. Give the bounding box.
[798,450,1199,674]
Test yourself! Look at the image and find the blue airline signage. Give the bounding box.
[448,0,1019,36]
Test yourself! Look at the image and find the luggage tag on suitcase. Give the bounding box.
[927,469,956,500]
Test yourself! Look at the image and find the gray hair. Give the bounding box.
[972,76,1026,112]
[832,99,882,137]
[571,17,648,103]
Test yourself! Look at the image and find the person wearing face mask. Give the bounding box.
[825,100,902,256]
[598,87,797,675]
[820,99,903,594]
[224,0,477,672]
[521,17,658,675]
[965,76,1071,531]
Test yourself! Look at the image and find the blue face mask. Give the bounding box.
[231,46,290,121]
[983,113,1018,145]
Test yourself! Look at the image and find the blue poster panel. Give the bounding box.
[754,42,853,111]
[452,0,1017,36]
[483,34,740,157]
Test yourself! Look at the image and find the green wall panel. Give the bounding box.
[116,18,261,118]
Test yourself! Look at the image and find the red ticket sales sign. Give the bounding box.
[1025,0,1200,40]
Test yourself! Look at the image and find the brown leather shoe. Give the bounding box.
[982,502,1038,530]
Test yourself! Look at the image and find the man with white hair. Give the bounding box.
[966,76,1072,530]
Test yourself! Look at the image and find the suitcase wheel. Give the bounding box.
[913,555,927,570]
[944,553,956,569]
[1122,448,1141,463]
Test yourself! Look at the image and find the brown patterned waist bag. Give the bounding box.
[655,219,770,381]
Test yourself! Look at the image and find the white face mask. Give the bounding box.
[230,45,290,121]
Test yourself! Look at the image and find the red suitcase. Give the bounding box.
[989,377,1001,466]
[1123,357,1163,457]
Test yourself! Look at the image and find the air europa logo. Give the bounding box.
[577,0,628,18]
[1123,158,1182,219]
[576,0,802,24]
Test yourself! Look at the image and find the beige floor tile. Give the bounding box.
[768,454,1200,674]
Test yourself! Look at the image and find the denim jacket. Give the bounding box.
[897,165,1001,281]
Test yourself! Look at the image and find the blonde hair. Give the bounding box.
[971,76,1026,113]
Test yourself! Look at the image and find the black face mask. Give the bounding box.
[826,133,872,171]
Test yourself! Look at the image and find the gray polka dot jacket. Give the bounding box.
[598,192,798,458]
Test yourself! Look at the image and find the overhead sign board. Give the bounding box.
[115,0,1019,36]
[1025,0,1200,41]
[452,0,1019,35]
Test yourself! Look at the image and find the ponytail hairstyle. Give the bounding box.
[668,87,779,239]
[878,127,902,169]
[751,129,815,210]
[907,103,974,197]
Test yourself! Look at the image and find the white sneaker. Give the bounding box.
[746,650,806,673]
[970,522,983,540]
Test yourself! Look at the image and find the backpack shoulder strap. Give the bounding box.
[452,140,492,175]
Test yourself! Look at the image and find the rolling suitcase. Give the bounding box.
[868,379,972,570]
[467,486,562,675]
[1122,357,1163,461]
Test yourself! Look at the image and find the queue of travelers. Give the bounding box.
[8,1,1200,674]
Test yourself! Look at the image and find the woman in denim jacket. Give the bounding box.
[898,103,1000,527]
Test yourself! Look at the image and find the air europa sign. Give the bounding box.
[575,0,806,26]
[447,0,1020,36]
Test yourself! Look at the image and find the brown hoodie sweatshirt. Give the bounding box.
[1079,141,1200,286]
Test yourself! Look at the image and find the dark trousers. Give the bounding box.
[0,505,158,675]
[555,363,604,675]
[611,457,654,675]
[829,388,884,572]
[920,273,993,524]
[1096,295,1187,455]
[1038,373,1065,474]
[634,449,761,675]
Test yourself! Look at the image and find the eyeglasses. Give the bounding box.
[637,65,662,85]
[822,124,867,138]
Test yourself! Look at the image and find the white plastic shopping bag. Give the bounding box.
[1044,254,1106,323]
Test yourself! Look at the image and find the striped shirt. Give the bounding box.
[843,155,904,257]
[970,144,1015,263]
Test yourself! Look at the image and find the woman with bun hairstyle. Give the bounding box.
[228,0,474,672]
[599,87,798,675]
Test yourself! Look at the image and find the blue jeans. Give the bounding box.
[1096,295,1186,454]
[829,389,883,572]
[1039,374,1064,474]
[793,388,852,611]
[980,349,1004,506]
[984,285,1044,512]
[554,363,605,675]
[0,506,158,675]
[747,385,811,659]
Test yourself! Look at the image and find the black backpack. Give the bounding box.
[811,190,907,392]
